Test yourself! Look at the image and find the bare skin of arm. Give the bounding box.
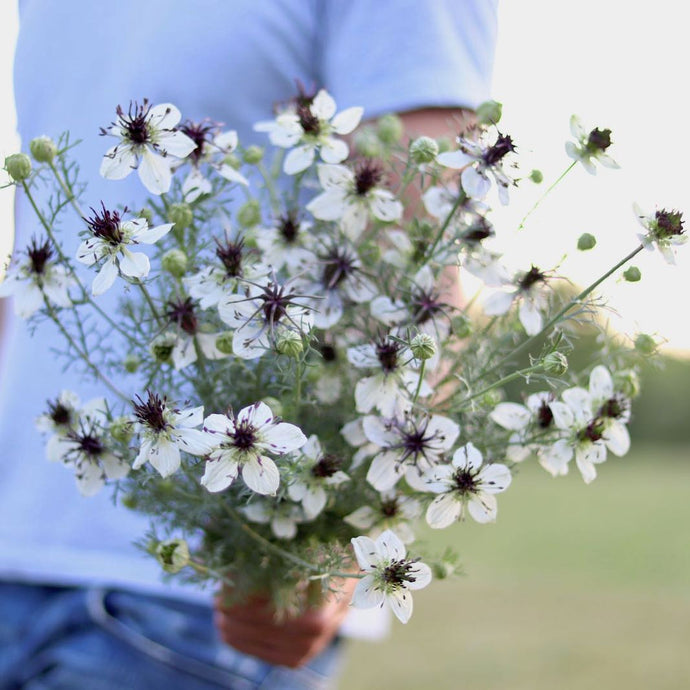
[212,106,473,668]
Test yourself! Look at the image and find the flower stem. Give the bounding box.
[517,161,576,231]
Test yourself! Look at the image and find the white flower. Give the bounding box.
[201,402,307,495]
[0,238,75,318]
[254,89,362,175]
[344,490,422,544]
[350,529,432,624]
[483,265,550,335]
[437,131,517,205]
[565,115,619,175]
[76,205,173,295]
[100,100,196,194]
[347,335,431,418]
[176,123,248,202]
[255,211,315,274]
[47,399,129,496]
[287,435,350,519]
[218,275,313,360]
[132,392,213,478]
[633,203,686,265]
[425,443,512,527]
[363,413,460,491]
[242,499,305,540]
[307,162,402,239]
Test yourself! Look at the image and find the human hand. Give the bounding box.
[213,578,357,669]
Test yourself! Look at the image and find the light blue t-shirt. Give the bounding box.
[1,0,498,599]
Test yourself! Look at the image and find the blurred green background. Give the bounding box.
[340,354,690,690]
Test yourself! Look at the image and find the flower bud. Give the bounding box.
[529,169,544,184]
[623,266,641,282]
[276,330,303,358]
[161,249,188,278]
[215,331,234,355]
[5,153,32,182]
[242,145,264,165]
[223,153,242,169]
[577,233,597,251]
[110,416,133,443]
[542,351,568,375]
[155,538,190,574]
[376,113,404,145]
[150,332,176,364]
[354,128,383,158]
[123,353,141,373]
[634,333,657,356]
[410,333,437,360]
[237,199,261,228]
[167,202,193,230]
[410,136,439,164]
[613,369,641,399]
[482,389,502,407]
[475,100,503,125]
[452,315,473,339]
[29,136,58,163]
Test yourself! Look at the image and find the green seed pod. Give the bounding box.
[276,330,303,358]
[410,333,437,360]
[475,100,503,125]
[376,113,404,145]
[623,266,642,282]
[223,153,242,170]
[542,351,568,375]
[452,315,473,339]
[409,136,439,164]
[353,128,383,158]
[29,136,58,163]
[215,331,234,355]
[110,416,133,443]
[155,539,190,574]
[150,332,176,364]
[237,199,261,228]
[242,145,264,165]
[123,353,141,373]
[161,249,188,278]
[168,202,194,230]
[613,369,641,399]
[5,153,32,182]
[577,233,597,251]
[529,169,544,184]
[482,389,503,407]
[634,333,657,356]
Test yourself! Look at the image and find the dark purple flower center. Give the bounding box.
[112,100,153,146]
[319,344,337,362]
[278,212,300,244]
[599,395,627,420]
[133,392,170,433]
[215,237,245,278]
[453,468,478,495]
[232,419,257,450]
[375,339,402,373]
[180,119,218,165]
[26,238,53,275]
[67,425,104,458]
[518,265,547,291]
[166,297,198,335]
[483,134,516,166]
[579,417,606,443]
[655,209,685,239]
[354,160,384,196]
[380,497,399,518]
[410,288,445,325]
[462,217,494,244]
[297,103,321,135]
[537,400,554,428]
[311,453,343,478]
[85,204,124,246]
[46,398,73,427]
[586,128,612,153]
[381,558,420,587]
[321,247,357,289]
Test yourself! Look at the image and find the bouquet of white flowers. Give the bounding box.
[1,90,684,624]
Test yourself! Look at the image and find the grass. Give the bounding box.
[338,443,690,689]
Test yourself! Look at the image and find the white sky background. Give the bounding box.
[0,2,688,353]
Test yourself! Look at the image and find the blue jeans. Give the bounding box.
[0,582,344,689]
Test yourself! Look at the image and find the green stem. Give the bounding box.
[453,364,542,411]
[517,161,576,231]
[425,192,466,263]
[135,280,163,326]
[412,360,427,404]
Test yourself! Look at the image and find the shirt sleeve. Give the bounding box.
[317,0,499,117]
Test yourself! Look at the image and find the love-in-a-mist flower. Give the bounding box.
[362,413,460,491]
[437,130,517,205]
[47,400,129,497]
[633,204,686,265]
[177,120,248,201]
[218,275,313,360]
[565,115,619,175]
[350,529,432,624]
[100,100,196,194]
[132,392,213,478]
[586,365,631,459]
[201,402,307,495]
[425,442,512,527]
[76,205,173,295]
[306,162,403,239]
[242,498,306,540]
[490,392,575,462]
[483,265,550,335]
[254,89,362,174]
[287,435,349,519]
[347,334,431,418]
[0,237,74,318]
[255,211,315,274]
[344,490,422,544]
